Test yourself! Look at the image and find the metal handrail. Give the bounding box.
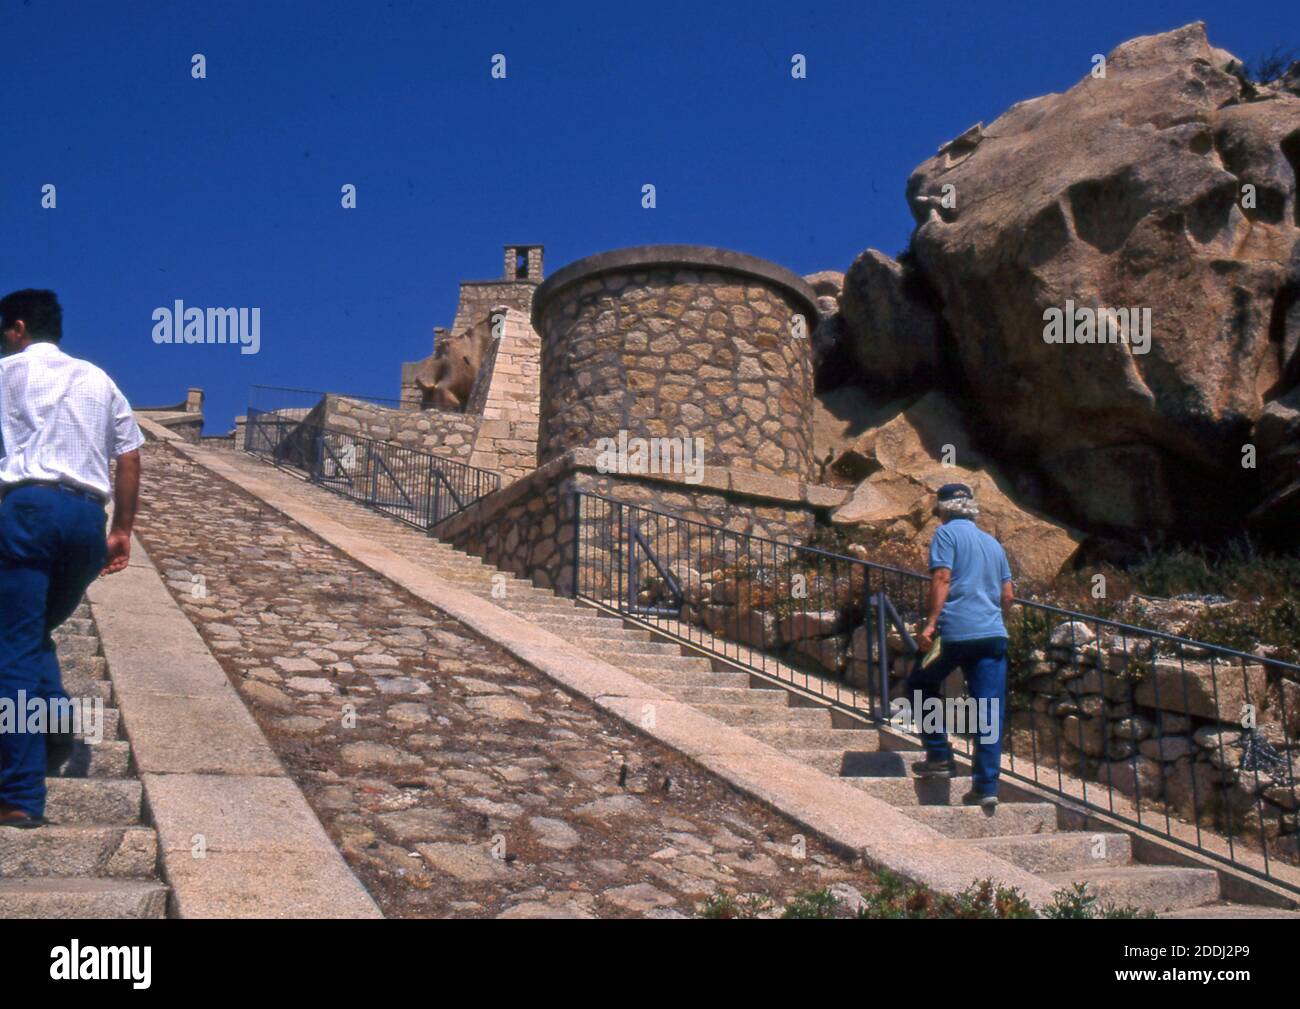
[572,489,1300,895]
[243,407,499,529]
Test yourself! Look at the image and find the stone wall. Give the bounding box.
[449,280,537,335]
[532,246,819,480]
[465,308,541,481]
[434,447,847,597]
[316,395,479,461]
[1010,621,1299,858]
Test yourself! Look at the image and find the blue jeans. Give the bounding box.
[905,635,1008,796]
[0,485,107,816]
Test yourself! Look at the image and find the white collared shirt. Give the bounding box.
[0,342,144,499]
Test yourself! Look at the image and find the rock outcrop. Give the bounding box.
[1250,384,1300,536]
[804,270,850,378]
[839,249,943,392]
[828,392,1083,583]
[884,22,1300,538]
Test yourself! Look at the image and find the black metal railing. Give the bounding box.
[243,407,499,528]
[573,491,1300,894]
[248,383,408,415]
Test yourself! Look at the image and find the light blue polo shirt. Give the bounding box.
[928,518,1012,641]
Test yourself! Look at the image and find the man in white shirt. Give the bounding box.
[0,289,143,828]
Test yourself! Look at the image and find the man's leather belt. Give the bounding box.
[0,480,107,505]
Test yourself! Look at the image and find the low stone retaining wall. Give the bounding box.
[434,448,847,596]
[628,556,1300,861]
[318,395,479,461]
[1014,620,1298,859]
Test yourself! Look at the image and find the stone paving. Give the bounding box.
[131,442,876,918]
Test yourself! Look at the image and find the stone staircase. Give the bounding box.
[223,449,1298,916]
[0,605,168,918]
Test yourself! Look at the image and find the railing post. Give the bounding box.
[616,502,624,612]
[311,428,323,483]
[570,491,581,600]
[876,591,891,722]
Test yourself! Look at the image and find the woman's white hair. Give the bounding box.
[934,496,980,521]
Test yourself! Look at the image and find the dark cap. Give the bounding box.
[937,483,973,502]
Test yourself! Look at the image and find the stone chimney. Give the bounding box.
[503,245,544,283]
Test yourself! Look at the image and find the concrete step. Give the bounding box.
[54,634,100,659]
[53,617,95,637]
[661,685,788,706]
[482,595,578,614]
[83,741,132,778]
[0,825,158,878]
[46,779,142,825]
[1041,866,1221,914]
[502,612,616,631]
[905,803,1060,838]
[747,726,883,751]
[433,571,494,587]
[846,775,981,806]
[1159,904,1300,918]
[499,598,579,614]
[604,655,716,675]
[0,878,168,919]
[579,637,689,658]
[966,831,1132,873]
[628,668,755,688]
[64,677,113,703]
[694,703,833,728]
[789,748,929,777]
[83,707,120,742]
[73,602,92,619]
[60,654,108,679]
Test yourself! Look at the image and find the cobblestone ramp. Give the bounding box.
[131,443,888,918]
[0,609,169,919]
[174,443,1300,917]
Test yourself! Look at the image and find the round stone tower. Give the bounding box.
[531,245,818,479]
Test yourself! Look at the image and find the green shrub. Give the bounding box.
[699,876,1153,920]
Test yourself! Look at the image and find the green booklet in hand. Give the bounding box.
[920,635,943,669]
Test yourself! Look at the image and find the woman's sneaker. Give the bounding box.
[962,790,998,809]
[911,757,956,778]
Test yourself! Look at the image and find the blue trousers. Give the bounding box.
[905,635,1008,796]
[0,485,107,816]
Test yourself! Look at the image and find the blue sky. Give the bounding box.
[2,0,1297,432]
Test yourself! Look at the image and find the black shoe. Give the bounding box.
[53,740,92,778]
[45,732,90,777]
[45,730,74,773]
[962,790,998,809]
[911,756,956,779]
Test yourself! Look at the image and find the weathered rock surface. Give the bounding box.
[805,271,849,375]
[839,249,943,391]
[1250,383,1300,537]
[829,392,1083,583]
[901,23,1300,537]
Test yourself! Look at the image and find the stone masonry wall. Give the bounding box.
[450,280,537,335]
[533,248,818,481]
[466,308,541,482]
[322,395,479,461]
[435,448,847,598]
